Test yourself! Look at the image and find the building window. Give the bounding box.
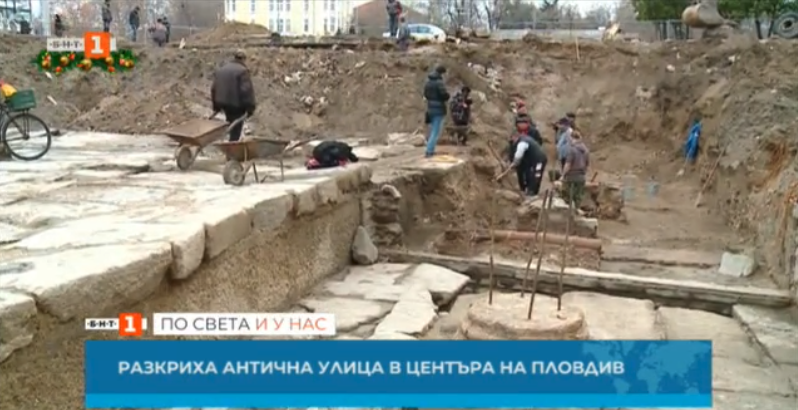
[269,18,277,31]
[277,0,283,12]
[285,0,290,12]
[277,18,284,33]
[250,0,255,13]
[329,0,336,12]
[269,0,274,11]
[230,0,236,13]
[324,17,337,33]
[283,18,291,33]
[303,18,309,33]
[304,0,309,12]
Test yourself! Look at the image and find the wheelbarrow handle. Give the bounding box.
[227,114,247,132]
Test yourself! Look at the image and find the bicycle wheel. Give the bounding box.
[1,111,52,161]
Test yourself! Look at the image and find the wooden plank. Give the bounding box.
[602,245,722,268]
[381,250,793,308]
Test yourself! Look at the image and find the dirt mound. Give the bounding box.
[188,22,271,43]
[2,35,797,285]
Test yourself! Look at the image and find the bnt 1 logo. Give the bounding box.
[84,313,147,337]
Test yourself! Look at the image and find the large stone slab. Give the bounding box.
[402,263,470,305]
[711,391,798,410]
[426,293,485,339]
[732,305,798,365]
[561,292,663,340]
[0,200,119,228]
[0,291,37,363]
[0,243,171,321]
[713,356,795,396]
[320,264,412,302]
[659,307,763,365]
[298,297,393,332]
[374,287,437,336]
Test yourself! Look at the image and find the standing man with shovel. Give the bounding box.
[211,49,257,142]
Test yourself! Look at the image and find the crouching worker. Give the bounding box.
[306,140,360,170]
[507,123,546,197]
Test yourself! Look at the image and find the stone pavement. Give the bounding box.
[307,263,797,409]
[0,131,378,363]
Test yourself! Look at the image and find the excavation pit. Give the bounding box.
[458,293,589,340]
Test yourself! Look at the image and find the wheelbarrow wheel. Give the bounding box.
[175,145,195,171]
[222,160,246,186]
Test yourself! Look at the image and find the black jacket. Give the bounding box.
[508,135,545,169]
[211,61,256,111]
[313,141,359,165]
[423,71,450,117]
[129,9,140,27]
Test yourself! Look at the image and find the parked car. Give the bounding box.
[382,23,446,43]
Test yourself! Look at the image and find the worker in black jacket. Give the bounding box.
[211,50,257,142]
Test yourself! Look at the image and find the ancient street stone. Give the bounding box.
[426,293,484,338]
[732,305,798,365]
[351,226,378,265]
[320,264,412,302]
[718,252,756,277]
[561,292,663,340]
[374,287,437,336]
[369,332,416,340]
[659,307,763,365]
[298,297,393,332]
[0,291,37,363]
[403,263,470,305]
[713,357,794,396]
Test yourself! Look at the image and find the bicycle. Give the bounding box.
[0,89,53,161]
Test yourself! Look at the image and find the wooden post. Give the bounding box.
[488,189,496,305]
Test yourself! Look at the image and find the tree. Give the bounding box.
[631,0,690,39]
[584,4,615,27]
[499,0,538,29]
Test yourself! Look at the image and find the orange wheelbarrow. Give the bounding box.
[160,116,246,171]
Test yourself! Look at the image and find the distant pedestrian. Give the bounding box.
[102,0,112,33]
[423,65,450,157]
[161,16,171,43]
[396,16,411,51]
[386,0,403,37]
[128,6,140,42]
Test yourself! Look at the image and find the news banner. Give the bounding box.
[84,312,713,408]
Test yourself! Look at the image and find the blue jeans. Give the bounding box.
[425,114,444,156]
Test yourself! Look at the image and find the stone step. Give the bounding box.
[601,245,721,268]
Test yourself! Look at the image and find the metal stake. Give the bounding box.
[521,189,548,297]
[527,190,554,320]
[557,194,573,311]
[488,191,497,305]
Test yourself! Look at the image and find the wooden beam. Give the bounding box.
[466,229,602,250]
[380,250,793,308]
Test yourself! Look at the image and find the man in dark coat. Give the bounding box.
[161,16,171,43]
[507,124,547,197]
[128,6,140,41]
[101,0,112,33]
[386,0,403,37]
[423,65,450,157]
[211,50,257,142]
